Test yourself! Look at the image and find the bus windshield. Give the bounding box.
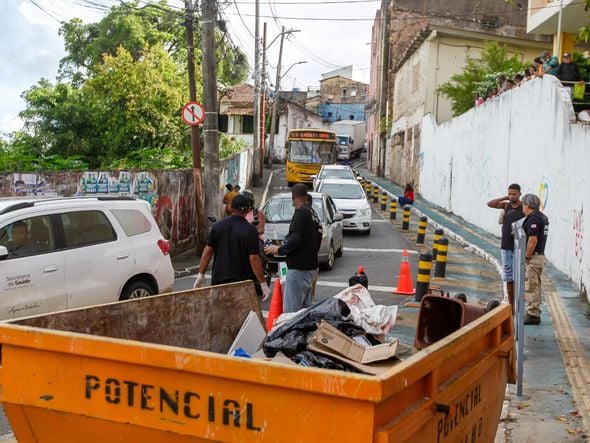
[288,141,338,164]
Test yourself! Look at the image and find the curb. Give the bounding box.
[174,266,199,278]
[358,174,507,301]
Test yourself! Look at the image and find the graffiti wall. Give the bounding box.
[0,148,254,255]
[420,75,590,299]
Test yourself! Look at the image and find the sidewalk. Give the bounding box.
[358,167,590,443]
[171,166,277,277]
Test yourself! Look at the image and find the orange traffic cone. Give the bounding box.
[266,279,284,331]
[393,249,416,295]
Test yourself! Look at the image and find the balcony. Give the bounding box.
[527,0,589,34]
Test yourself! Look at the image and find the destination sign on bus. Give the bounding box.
[289,130,335,141]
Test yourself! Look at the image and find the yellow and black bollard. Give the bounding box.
[380,191,388,211]
[416,216,427,244]
[389,199,397,220]
[372,185,379,203]
[432,228,444,260]
[402,205,411,231]
[415,252,433,301]
[365,181,371,196]
[434,237,449,278]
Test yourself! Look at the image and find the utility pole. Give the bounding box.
[268,26,285,168]
[252,0,261,186]
[184,0,206,251]
[259,22,267,180]
[201,0,219,222]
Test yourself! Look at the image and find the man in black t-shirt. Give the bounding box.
[487,183,525,312]
[521,194,549,325]
[195,194,271,299]
[265,184,322,312]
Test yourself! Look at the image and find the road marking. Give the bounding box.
[543,275,590,433]
[371,219,390,223]
[316,280,395,293]
[344,247,418,254]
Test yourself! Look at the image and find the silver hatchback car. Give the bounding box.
[262,192,344,270]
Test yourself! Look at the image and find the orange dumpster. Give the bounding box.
[0,282,515,442]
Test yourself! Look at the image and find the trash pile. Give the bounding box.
[228,284,405,375]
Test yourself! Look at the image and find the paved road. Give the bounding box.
[174,166,421,325]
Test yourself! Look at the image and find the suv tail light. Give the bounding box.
[157,239,170,255]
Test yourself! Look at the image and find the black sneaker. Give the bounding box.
[524,314,541,325]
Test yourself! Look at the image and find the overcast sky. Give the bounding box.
[0,0,379,134]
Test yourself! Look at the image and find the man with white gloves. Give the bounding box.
[194,194,271,300]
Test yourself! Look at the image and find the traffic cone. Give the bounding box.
[266,279,284,331]
[393,249,416,295]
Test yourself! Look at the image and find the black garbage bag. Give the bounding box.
[291,351,356,372]
[263,298,360,358]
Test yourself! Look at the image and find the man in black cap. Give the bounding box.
[265,183,323,312]
[195,194,271,299]
[555,53,582,83]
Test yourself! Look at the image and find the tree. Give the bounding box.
[12,1,249,169]
[436,42,528,116]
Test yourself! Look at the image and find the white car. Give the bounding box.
[316,179,372,234]
[0,197,174,320]
[312,164,356,190]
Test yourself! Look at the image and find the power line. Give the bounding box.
[232,0,256,38]
[224,1,588,22]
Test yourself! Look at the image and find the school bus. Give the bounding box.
[285,129,338,185]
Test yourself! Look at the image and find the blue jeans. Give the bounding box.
[500,249,514,282]
[398,196,413,206]
[284,269,317,313]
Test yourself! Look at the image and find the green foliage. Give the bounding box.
[573,53,590,82]
[436,42,529,116]
[578,0,590,43]
[219,133,248,160]
[0,132,88,172]
[5,1,248,172]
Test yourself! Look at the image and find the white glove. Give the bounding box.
[260,282,271,301]
[193,273,206,289]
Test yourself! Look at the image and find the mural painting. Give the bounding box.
[574,206,584,263]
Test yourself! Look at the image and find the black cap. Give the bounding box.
[563,52,571,58]
[231,194,250,210]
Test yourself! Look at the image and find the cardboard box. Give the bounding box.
[307,342,397,375]
[312,321,398,364]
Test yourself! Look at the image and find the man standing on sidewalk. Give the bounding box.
[264,184,322,312]
[195,194,271,300]
[521,194,549,325]
[487,184,525,311]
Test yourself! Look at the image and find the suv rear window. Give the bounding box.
[62,211,116,248]
[111,209,152,237]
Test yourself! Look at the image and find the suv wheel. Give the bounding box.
[120,281,155,301]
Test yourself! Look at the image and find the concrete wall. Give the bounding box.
[0,148,254,256]
[419,75,590,297]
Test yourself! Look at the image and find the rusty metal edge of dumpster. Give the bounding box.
[378,304,514,397]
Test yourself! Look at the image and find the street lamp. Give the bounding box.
[280,61,307,82]
[268,60,307,167]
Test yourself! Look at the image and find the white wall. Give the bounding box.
[420,75,590,296]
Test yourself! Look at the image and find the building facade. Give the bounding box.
[318,65,369,123]
[367,0,552,186]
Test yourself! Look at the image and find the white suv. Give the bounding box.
[0,197,174,320]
